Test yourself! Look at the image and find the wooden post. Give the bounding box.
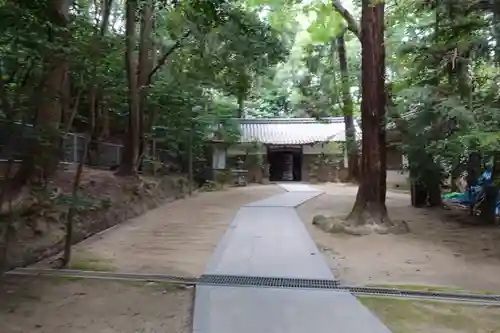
[151,139,157,176]
[187,106,201,195]
[73,134,78,163]
[188,125,193,196]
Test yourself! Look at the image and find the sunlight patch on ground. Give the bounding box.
[69,252,116,272]
[359,296,500,333]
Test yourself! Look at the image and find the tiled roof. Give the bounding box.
[232,117,360,145]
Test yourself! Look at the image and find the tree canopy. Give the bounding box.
[2,0,500,218]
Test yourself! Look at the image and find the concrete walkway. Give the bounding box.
[192,183,391,333]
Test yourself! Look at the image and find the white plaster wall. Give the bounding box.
[227,142,348,160]
[387,170,409,188]
[302,142,343,155]
[302,144,324,155]
[227,144,265,156]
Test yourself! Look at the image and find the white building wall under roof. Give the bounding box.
[214,117,357,171]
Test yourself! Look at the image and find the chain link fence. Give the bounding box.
[62,133,123,168]
[1,123,177,173]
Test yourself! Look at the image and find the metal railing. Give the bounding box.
[1,124,176,172]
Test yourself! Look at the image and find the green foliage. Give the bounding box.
[6,0,499,191]
[306,3,344,44]
[240,0,362,118]
[323,142,342,155]
[245,69,291,117]
[55,193,107,212]
[0,0,289,174]
[387,0,500,182]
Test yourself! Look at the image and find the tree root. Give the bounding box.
[312,214,409,236]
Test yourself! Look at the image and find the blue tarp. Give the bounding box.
[443,168,500,215]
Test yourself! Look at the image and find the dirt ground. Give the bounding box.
[37,185,283,277]
[298,183,500,292]
[0,276,193,333]
[6,181,500,333]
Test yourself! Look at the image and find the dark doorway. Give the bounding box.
[267,146,302,181]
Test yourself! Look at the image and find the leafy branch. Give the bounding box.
[331,0,360,39]
[147,30,192,85]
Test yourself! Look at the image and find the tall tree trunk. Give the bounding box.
[237,93,245,118]
[118,0,141,175]
[138,0,154,104]
[137,0,154,170]
[408,2,443,208]
[100,0,113,35]
[61,127,93,268]
[494,0,500,66]
[14,0,71,186]
[86,88,97,166]
[144,47,159,163]
[87,0,113,166]
[346,0,394,231]
[0,158,14,277]
[337,33,359,181]
[99,103,110,140]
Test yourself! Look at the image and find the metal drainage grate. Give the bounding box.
[347,286,500,303]
[11,269,500,303]
[8,268,200,285]
[196,275,500,303]
[198,274,340,289]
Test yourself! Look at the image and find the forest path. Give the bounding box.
[192,183,391,333]
[34,185,284,277]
